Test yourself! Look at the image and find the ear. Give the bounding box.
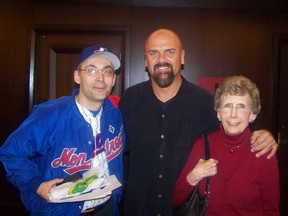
[74,70,80,84]
[217,110,222,121]
[144,52,148,67]
[181,49,185,65]
[249,113,257,123]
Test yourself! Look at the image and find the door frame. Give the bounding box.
[271,33,288,216]
[271,34,288,139]
[28,24,131,112]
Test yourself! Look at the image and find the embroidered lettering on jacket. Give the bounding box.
[106,129,123,162]
[51,128,123,175]
[51,148,91,174]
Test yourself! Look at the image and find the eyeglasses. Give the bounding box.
[78,66,115,77]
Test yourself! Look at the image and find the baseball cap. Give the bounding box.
[76,45,121,70]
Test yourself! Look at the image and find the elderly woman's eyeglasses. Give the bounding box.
[78,66,115,77]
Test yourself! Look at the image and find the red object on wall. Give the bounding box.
[197,77,225,94]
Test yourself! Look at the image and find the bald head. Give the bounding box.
[145,29,183,51]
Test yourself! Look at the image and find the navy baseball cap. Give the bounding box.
[76,45,121,70]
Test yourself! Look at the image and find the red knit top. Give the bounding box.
[173,124,280,216]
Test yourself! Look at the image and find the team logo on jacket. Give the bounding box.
[51,148,90,174]
[105,129,123,161]
[51,129,123,175]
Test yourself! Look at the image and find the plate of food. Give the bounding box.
[49,167,121,203]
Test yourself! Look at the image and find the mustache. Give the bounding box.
[154,62,172,69]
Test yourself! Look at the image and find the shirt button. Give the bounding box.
[157,214,161,216]
[161,114,165,118]
[160,134,165,139]
[158,174,163,178]
[88,141,92,145]
[159,154,163,158]
[158,194,162,198]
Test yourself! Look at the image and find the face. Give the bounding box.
[217,94,256,135]
[144,30,185,88]
[74,56,116,110]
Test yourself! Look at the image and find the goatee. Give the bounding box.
[152,63,175,88]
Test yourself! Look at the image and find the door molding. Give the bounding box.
[271,34,288,138]
[28,24,131,112]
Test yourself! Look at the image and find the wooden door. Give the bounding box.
[271,36,288,215]
[276,38,288,216]
[30,27,128,110]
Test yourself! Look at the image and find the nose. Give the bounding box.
[158,52,166,62]
[95,72,104,81]
[231,106,237,118]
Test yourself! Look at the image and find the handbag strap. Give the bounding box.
[203,134,211,194]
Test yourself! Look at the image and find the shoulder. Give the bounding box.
[32,96,75,117]
[121,80,150,99]
[103,96,123,118]
[177,79,215,118]
[119,80,150,110]
[10,97,76,137]
[108,95,121,108]
[181,78,214,105]
[190,135,206,157]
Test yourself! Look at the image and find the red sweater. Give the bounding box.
[173,125,280,216]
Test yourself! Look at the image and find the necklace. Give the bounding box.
[227,145,240,153]
[222,142,244,153]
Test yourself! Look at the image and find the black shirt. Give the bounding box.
[119,77,219,216]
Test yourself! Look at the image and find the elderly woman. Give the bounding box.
[173,75,280,215]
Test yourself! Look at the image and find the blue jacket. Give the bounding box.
[0,92,125,215]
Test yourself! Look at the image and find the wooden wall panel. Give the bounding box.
[1,1,288,215]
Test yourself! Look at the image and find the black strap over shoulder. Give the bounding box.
[202,134,210,194]
[203,134,210,160]
[174,134,211,216]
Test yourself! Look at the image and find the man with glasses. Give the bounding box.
[0,45,125,216]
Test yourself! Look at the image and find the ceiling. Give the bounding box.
[92,0,288,11]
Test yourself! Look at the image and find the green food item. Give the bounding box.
[85,174,98,185]
[68,173,99,195]
[68,182,88,195]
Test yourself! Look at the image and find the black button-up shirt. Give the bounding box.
[119,78,219,216]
